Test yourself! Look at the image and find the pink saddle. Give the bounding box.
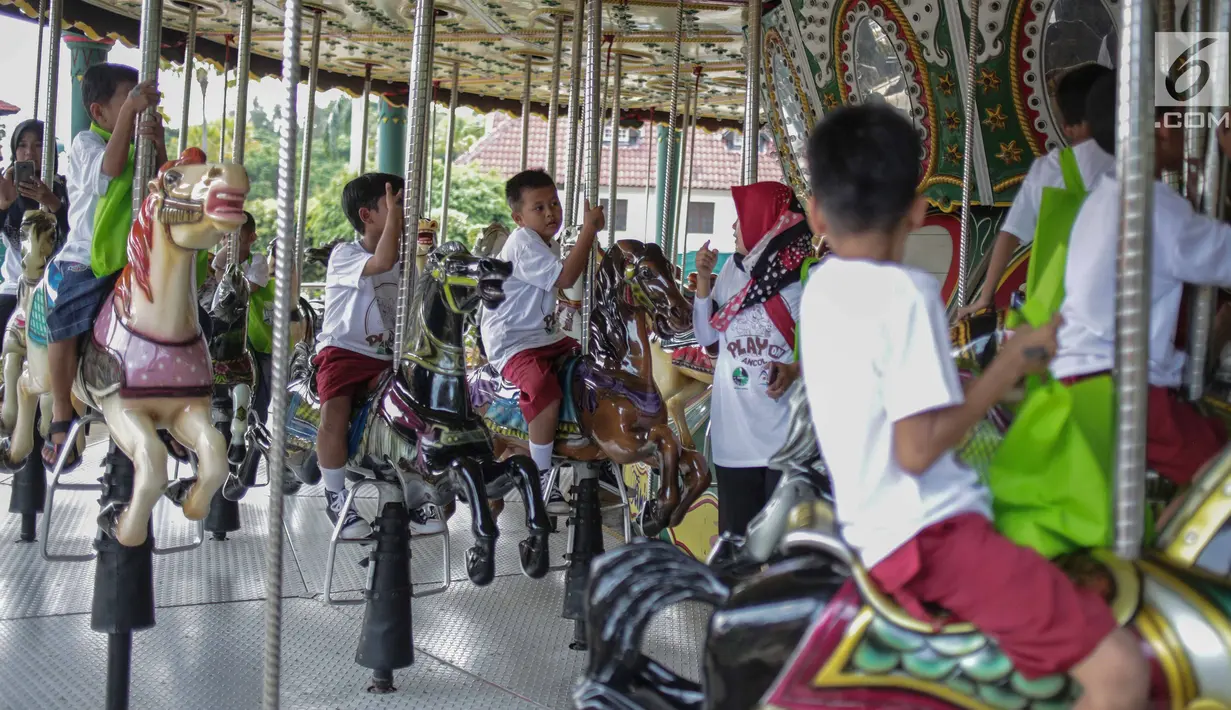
[91,294,213,399]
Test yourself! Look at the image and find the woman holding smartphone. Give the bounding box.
[0,119,70,330]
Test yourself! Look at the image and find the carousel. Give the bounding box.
[0,0,1226,707]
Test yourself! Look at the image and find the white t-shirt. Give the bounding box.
[0,230,20,296]
[57,129,111,268]
[315,240,400,360]
[693,258,801,467]
[1053,175,1231,387]
[800,257,991,568]
[1000,140,1115,244]
[480,226,566,372]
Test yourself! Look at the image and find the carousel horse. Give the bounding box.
[576,451,1231,710]
[469,239,710,536]
[0,210,58,438]
[2,149,249,547]
[206,256,256,470]
[245,241,552,584]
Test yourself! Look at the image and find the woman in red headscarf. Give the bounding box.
[693,181,816,543]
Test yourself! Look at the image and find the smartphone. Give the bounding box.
[13,161,35,187]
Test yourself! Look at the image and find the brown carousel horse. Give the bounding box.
[468,239,710,535]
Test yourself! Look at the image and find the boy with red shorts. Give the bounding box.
[480,169,604,514]
[799,104,1148,707]
[314,173,442,538]
[1058,73,1231,489]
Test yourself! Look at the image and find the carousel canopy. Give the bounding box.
[0,0,757,131]
[0,99,19,116]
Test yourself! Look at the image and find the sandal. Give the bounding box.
[42,418,81,471]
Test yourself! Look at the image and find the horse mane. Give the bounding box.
[306,239,346,266]
[116,147,208,316]
[588,241,638,366]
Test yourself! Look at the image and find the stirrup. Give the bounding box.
[41,417,81,471]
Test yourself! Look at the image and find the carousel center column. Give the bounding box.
[376,98,408,175]
[65,31,115,138]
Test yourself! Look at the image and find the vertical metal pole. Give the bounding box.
[132,0,163,208]
[741,0,762,184]
[440,62,460,242]
[263,0,302,703]
[218,37,229,163]
[39,0,62,188]
[424,80,437,214]
[562,0,585,228]
[547,15,565,177]
[359,64,373,174]
[680,70,701,276]
[1186,0,1218,400]
[32,0,46,123]
[642,110,653,238]
[579,0,601,356]
[231,0,253,163]
[659,0,685,256]
[606,52,622,247]
[178,4,199,156]
[672,81,692,269]
[955,0,980,310]
[293,10,323,273]
[521,56,534,171]
[1113,0,1154,561]
[393,0,436,367]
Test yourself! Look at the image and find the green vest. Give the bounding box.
[88,123,135,278]
[247,277,275,355]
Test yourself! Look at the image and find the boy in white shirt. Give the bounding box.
[313,173,440,538]
[800,104,1147,706]
[1055,73,1231,486]
[957,63,1114,319]
[480,169,604,513]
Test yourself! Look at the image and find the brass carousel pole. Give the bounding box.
[562,0,585,227]
[671,78,693,272]
[642,107,654,237]
[32,0,46,122]
[293,9,324,273]
[606,50,623,248]
[439,62,460,242]
[659,0,685,258]
[679,67,701,279]
[741,0,761,184]
[227,0,253,270]
[263,0,303,701]
[547,15,565,177]
[955,0,981,311]
[1113,0,1155,560]
[1186,0,1226,400]
[521,55,534,171]
[178,3,199,155]
[359,63,373,174]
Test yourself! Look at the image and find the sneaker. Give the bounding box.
[408,503,446,535]
[324,489,372,540]
[545,485,571,516]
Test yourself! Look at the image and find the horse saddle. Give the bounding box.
[284,363,381,460]
[468,354,584,441]
[82,294,213,400]
[783,506,1140,706]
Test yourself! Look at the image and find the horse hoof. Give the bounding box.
[466,542,496,586]
[222,473,248,502]
[282,476,303,497]
[164,477,198,508]
[518,533,550,579]
[96,502,124,540]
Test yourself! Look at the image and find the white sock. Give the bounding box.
[321,466,346,494]
[529,442,554,480]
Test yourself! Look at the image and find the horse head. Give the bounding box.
[208,261,251,330]
[608,240,692,337]
[148,148,250,252]
[18,209,57,281]
[423,241,512,314]
[473,220,510,258]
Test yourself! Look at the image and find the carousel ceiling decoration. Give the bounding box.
[0,0,761,128]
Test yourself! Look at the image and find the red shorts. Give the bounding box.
[870,513,1117,679]
[313,346,390,403]
[1061,374,1225,484]
[500,338,579,422]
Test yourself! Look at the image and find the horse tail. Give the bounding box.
[573,539,728,710]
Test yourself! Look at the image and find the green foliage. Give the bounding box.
[170,97,510,281]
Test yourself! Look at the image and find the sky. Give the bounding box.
[0,12,353,157]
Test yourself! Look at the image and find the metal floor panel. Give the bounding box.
[0,445,707,709]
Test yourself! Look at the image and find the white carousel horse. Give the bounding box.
[4,148,249,547]
[0,209,58,438]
